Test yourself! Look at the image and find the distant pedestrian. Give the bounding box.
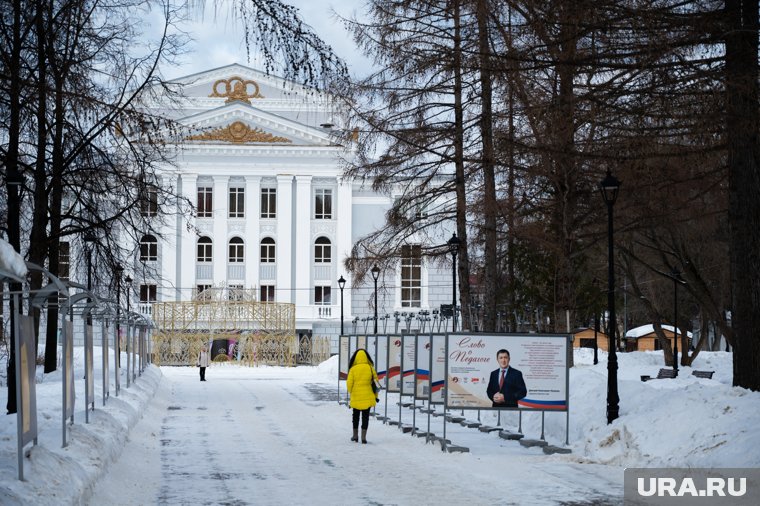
[347,348,379,444]
[197,346,210,381]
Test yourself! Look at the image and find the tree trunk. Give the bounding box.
[726,0,760,390]
[476,0,498,332]
[452,0,472,331]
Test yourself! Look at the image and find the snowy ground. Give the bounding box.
[1,347,757,505]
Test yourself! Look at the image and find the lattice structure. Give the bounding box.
[151,287,298,366]
[150,287,329,367]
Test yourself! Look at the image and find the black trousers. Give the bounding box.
[352,408,370,430]
[199,367,206,381]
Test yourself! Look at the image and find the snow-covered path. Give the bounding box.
[89,365,623,505]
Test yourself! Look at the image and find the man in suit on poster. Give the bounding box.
[486,349,527,408]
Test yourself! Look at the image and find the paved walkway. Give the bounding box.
[89,366,624,505]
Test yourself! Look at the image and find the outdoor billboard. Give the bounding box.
[445,333,569,411]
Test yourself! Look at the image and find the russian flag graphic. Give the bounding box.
[518,399,567,410]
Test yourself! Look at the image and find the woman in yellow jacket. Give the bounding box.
[347,348,379,444]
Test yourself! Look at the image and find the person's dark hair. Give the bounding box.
[349,348,375,369]
[496,349,510,358]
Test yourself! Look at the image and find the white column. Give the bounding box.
[179,173,198,300]
[245,175,261,291]
[336,178,353,318]
[276,175,294,303]
[294,175,313,310]
[213,176,228,284]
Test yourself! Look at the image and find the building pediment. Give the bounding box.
[172,63,323,103]
[179,102,339,147]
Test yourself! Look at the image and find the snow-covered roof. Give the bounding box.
[626,323,693,339]
[0,238,27,279]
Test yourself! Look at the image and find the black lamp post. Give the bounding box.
[670,268,685,377]
[600,170,620,424]
[371,265,380,334]
[115,264,124,368]
[84,233,96,325]
[593,278,599,365]
[125,275,132,384]
[448,233,461,332]
[125,275,132,315]
[338,275,346,336]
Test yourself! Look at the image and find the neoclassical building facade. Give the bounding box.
[136,64,453,348]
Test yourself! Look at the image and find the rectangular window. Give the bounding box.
[197,187,213,218]
[261,188,276,218]
[314,189,332,219]
[139,284,157,303]
[229,187,245,218]
[228,242,244,263]
[260,241,276,263]
[401,244,422,308]
[141,186,158,217]
[314,285,331,305]
[260,285,275,302]
[228,284,244,301]
[59,241,70,280]
[196,284,212,298]
[197,242,212,262]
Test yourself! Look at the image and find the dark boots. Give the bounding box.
[351,427,358,442]
[361,429,367,444]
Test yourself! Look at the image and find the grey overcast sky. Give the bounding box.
[156,0,369,81]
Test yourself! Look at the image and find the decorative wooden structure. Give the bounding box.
[150,287,329,366]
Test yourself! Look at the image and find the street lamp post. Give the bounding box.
[448,233,461,333]
[371,265,380,334]
[670,268,684,377]
[593,278,599,366]
[600,170,620,424]
[338,275,346,336]
[372,264,380,334]
[125,275,132,387]
[84,233,96,325]
[115,264,124,370]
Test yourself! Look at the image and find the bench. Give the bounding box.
[656,368,677,379]
[641,368,677,381]
[692,370,715,379]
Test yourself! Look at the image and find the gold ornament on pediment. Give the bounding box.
[186,121,292,144]
[209,76,264,103]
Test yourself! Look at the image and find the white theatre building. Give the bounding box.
[136,64,454,349]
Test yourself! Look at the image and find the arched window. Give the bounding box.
[197,236,212,262]
[140,234,158,262]
[314,236,331,263]
[260,237,276,263]
[228,237,244,263]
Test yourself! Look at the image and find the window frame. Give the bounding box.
[260,285,275,302]
[141,186,158,217]
[139,284,157,303]
[314,236,332,263]
[197,186,213,218]
[228,237,244,263]
[260,237,276,263]
[261,187,277,219]
[59,241,70,280]
[228,186,245,218]
[140,234,158,262]
[197,236,213,263]
[314,285,332,305]
[314,188,333,219]
[400,244,422,308]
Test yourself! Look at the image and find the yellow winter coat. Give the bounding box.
[347,349,378,410]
